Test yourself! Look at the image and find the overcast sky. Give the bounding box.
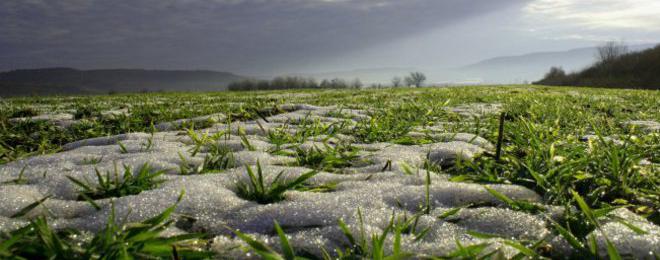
[1,0,659,76]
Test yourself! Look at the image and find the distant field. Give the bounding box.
[1,85,658,259]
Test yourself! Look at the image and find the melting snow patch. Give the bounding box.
[1,103,658,258]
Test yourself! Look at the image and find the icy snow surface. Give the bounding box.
[1,104,658,258]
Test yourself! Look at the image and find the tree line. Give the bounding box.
[228,72,427,91]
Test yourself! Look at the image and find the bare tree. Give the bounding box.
[405,72,426,88]
[597,41,628,63]
[391,76,402,87]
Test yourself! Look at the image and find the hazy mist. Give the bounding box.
[2,0,659,83]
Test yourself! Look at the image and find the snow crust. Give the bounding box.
[1,104,657,258]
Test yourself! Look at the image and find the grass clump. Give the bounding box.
[235,162,318,204]
[391,212,431,242]
[231,220,308,260]
[295,142,359,171]
[544,191,650,259]
[67,163,165,206]
[179,142,236,175]
[179,128,238,174]
[334,208,412,259]
[232,209,413,259]
[201,142,237,172]
[10,107,39,118]
[0,193,212,259]
[73,105,101,119]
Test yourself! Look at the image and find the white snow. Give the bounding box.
[1,103,657,258]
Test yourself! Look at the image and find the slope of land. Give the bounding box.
[535,44,660,89]
[0,68,246,96]
[457,44,656,84]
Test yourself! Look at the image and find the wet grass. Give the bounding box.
[235,162,319,204]
[67,163,165,208]
[1,85,659,258]
[1,192,210,259]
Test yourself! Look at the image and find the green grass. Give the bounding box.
[201,142,237,172]
[235,162,319,204]
[1,85,659,258]
[231,220,306,260]
[0,192,211,259]
[67,163,165,208]
[295,142,359,171]
[180,142,237,175]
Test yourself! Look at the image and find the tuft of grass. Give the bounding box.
[10,107,39,118]
[231,220,305,260]
[73,105,100,120]
[392,211,431,242]
[0,192,212,259]
[67,163,165,207]
[235,162,318,204]
[335,208,412,259]
[180,142,237,175]
[542,191,650,259]
[201,142,236,172]
[295,142,359,171]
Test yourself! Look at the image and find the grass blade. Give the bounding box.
[274,221,295,260]
[11,196,51,218]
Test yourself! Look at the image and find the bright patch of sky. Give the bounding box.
[522,0,660,42]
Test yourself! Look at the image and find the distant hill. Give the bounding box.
[456,44,656,84]
[0,68,246,96]
[534,44,660,89]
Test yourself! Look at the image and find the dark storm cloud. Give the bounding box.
[0,0,528,75]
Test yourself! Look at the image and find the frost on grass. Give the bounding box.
[1,103,658,258]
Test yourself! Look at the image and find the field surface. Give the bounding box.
[0,86,659,259]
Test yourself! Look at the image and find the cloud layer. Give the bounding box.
[0,0,526,74]
[522,0,660,41]
[1,0,658,76]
